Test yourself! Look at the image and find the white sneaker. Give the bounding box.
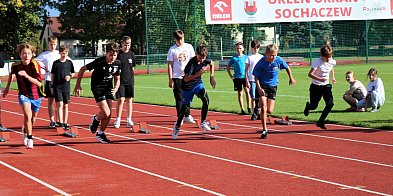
[26,139,33,149]
[0,124,7,131]
[172,123,180,139]
[22,134,28,146]
[127,120,134,128]
[370,108,378,113]
[200,121,212,131]
[184,115,196,123]
[113,121,120,128]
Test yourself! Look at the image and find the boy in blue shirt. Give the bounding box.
[226,42,251,114]
[172,45,216,139]
[253,44,296,139]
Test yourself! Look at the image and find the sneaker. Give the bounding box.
[370,108,378,113]
[63,123,70,131]
[251,113,257,120]
[261,130,268,139]
[126,120,134,128]
[172,123,180,139]
[89,115,100,134]
[21,127,28,146]
[184,115,195,123]
[0,124,7,131]
[316,121,327,129]
[49,121,56,128]
[200,121,212,131]
[304,102,310,116]
[247,107,252,114]
[26,139,34,149]
[55,122,62,127]
[95,132,111,143]
[113,121,120,128]
[356,108,365,112]
[240,110,247,115]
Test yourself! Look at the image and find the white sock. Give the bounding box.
[127,118,132,122]
[115,117,120,122]
[98,130,104,134]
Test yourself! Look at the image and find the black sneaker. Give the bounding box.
[316,121,327,129]
[303,102,310,116]
[49,121,56,128]
[251,113,257,120]
[247,107,252,114]
[95,132,111,143]
[261,130,268,139]
[89,115,100,134]
[55,122,62,127]
[240,110,247,115]
[63,123,70,131]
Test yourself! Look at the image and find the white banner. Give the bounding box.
[205,0,393,24]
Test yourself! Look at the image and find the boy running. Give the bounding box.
[172,45,216,139]
[35,36,60,128]
[3,44,45,148]
[114,36,136,128]
[253,44,296,139]
[167,30,196,123]
[74,43,121,143]
[51,45,75,130]
[303,44,336,129]
[245,40,263,120]
[227,42,251,114]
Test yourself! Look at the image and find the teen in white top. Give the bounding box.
[167,43,195,79]
[367,78,385,102]
[246,53,263,82]
[35,50,61,81]
[311,57,336,86]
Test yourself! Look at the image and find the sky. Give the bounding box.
[45,6,60,16]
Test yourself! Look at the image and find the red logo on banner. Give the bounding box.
[210,0,232,21]
[244,0,257,15]
[391,0,393,15]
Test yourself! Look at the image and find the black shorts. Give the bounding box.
[92,89,115,103]
[116,85,134,99]
[256,85,277,100]
[233,78,247,91]
[45,81,54,98]
[54,90,71,104]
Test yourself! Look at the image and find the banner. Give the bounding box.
[205,0,393,24]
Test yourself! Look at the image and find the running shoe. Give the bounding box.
[172,123,180,139]
[63,123,70,131]
[89,115,100,134]
[22,127,28,146]
[49,121,56,128]
[261,130,268,139]
[200,121,212,131]
[95,132,111,143]
[126,120,134,128]
[26,139,34,149]
[113,120,120,128]
[184,115,195,123]
[316,121,327,129]
[303,102,310,116]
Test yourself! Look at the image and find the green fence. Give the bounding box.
[145,0,393,73]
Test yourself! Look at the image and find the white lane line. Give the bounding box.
[3,98,393,167]
[2,102,392,195]
[0,161,71,196]
[1,111,224,195]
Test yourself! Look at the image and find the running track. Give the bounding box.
[1,90,392,195]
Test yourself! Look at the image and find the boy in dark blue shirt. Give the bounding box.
[172,45,216,139]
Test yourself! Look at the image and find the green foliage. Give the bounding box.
[0,0,45,57]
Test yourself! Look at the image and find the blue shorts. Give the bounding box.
[18,94,42,113]
[182,83,205,105]
[249,81,256,99]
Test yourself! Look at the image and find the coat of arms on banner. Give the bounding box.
[210,0,232,21]
[244,0,257,15]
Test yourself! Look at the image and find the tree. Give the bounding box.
[0,0,45,58]
[55,0,123,56]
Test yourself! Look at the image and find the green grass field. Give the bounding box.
[7,62,392,130]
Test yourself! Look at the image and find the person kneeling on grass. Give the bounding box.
[172,45,216,139]
[357,68,385,113]
[343,71,367,112]
[73,43,121,143]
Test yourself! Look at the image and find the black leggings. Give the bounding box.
[176,88,209,127]
[172,78,190,117]
[309,83,334,123]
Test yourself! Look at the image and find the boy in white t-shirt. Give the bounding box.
[35,36,60,128]
[357,68,385,112]
[245,40,263,120]
[304,44,336,129]
[167,30,195,123]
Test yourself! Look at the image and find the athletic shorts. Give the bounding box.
[116,84,134,99]
[18,94,42,113]
[256,85,277,100]
[182,83,205,105]
[92,89,115,103]
[54,90,71,104]
[233,78,247,91]
[44,81,54,98]
[248,81,256,99]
